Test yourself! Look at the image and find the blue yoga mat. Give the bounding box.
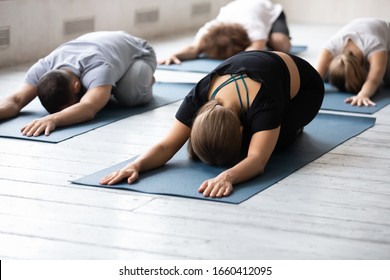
[157,45,308,73]
[289,45,308,54]
[158,58,223,73]
[321,83,390,114]
[72,113,375,204]
[0,82,195,143]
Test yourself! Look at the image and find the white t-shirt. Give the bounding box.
[324,18,390,61]
[25,31,156,90]
[195,0,283,43]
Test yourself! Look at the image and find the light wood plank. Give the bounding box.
[0,24,390,260]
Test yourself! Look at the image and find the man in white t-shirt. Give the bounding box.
[0,31,157,136]
[160,0,291,65]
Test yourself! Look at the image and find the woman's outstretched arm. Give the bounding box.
[158,44,201,65]
[198,127,280,197]
[316,49,334,78]
[345,50,387,106]
[100,119,191,185]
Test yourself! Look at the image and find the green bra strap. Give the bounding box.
[210,75,236,100]
[232,74,245,118]
[241,75,250,112]
[210,73,249,100]
[232,74,250,118]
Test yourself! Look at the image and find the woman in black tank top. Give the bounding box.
[100,51,324,199]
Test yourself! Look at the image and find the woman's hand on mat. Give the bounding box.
[198,173,233,198]
[21,116,57,137]
[345,95,376,107]
[158,55,182,65]
[99,165,139,185]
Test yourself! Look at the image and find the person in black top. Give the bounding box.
[100,51,324,198]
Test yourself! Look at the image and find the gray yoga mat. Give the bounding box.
[72,113,375,204]
[157,45,308,73]
[0,82,195,143]
[321,83,390,114]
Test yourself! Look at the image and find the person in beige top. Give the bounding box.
[316,18,390,107]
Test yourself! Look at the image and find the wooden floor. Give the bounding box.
[0,24,389,260]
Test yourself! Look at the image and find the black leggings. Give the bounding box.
[277,54,324,147]
[270,11,290,37]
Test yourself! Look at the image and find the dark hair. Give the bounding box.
[328,53,367,93]
[188,99,242,166]
[37,70,74,113]
[198,23,251,60]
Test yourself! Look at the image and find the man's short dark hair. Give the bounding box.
[37,70,73,113]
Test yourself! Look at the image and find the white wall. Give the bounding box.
[1,0,390,67]
[0,0,230,67]
[277,0,390,24]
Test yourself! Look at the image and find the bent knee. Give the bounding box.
[268,33,291,53]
